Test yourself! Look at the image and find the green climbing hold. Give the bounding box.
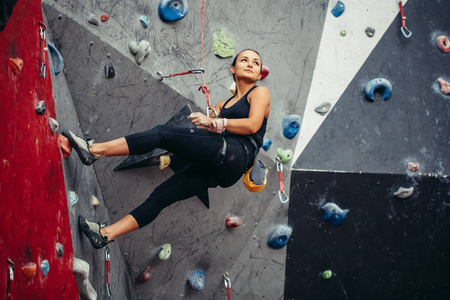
[212,29,235,58]
[340,30,347,37]
[277,148,293,164]
[158,244,172,260]
[322,270,332,279]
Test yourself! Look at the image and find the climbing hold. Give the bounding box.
[230,81,236,94]
[9,57,23,75]
[3,159,9,169]
[331,1,345,17]
[73,258,98,300]
[407,162,419,172]
[314,102,331,116]
[36,100,46,115]
[159,154,171,170]
[282,114,301,139]
[47,42,64,75]
[321,203,349,226]
[340,30,347,37]
[394,187,414,199]
[365,78,392,101]
[48,118,59,134]
[322,270,333,279]
[137,266,151,283]
[158,0,188,22]
[187,269,205,291]
[277,148,293,164]
[87,13,99,26]
[69,191,78,206]
[22,262,37,280]
[262,138,272,151]
[158,244,172,260]
[59,135,72,158]
[104,62,115,78]
[56,242,65,258]
[100,14,110,22]
[129,40,150,65]
[437,78,450,95]
[41,260,49,276]
[92,195,100,207]
[139,15,150,28]
[260,65,270,80]
[436,35,450,53]
[267,224,292,249]
[212,29,235,58]
[365,27,375,38]
[226,216,242,228]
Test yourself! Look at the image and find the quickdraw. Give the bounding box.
[38,21,47,78]
[105,246,112,299]
[223,272,231,300]
[157,68,204,81]
[6,258,15,300]
[398,1,412,38]
[276,158,289,203]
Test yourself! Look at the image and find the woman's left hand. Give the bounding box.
[187,112,211,129]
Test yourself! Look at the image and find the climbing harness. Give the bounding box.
[223,272,231,300]
[276,157,289,203]
[158,0,217,117]
[38,21,47,78]
[398,1,412,38]
[105,246,113,299]
[6,258,15,300]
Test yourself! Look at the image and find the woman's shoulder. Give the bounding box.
[249,86,270,102]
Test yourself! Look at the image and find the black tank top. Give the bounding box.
[218,86,267,148]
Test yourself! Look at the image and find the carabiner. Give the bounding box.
[105,246,112,299]
[223,272,231,300]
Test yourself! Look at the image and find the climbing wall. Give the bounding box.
[287,0,450,298]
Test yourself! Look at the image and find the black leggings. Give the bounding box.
[124,125,254,228]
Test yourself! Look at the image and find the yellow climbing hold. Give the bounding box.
[92,195,100,207]
[159,155,170,170]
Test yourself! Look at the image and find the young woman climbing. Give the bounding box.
[64,49,270,249]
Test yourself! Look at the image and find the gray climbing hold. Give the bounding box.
[41,260,50,276]
[365,27,375,38]
[187,269,205,291]
[139,15,150,28]
[87,13,99,26]
[315,102,331,115]
[105,62,115,78]
[212,29,235,58]
[394,187,414,199]
[73,258,97,300]
[56,242,64,258]
[48,118,59,134]
[129,40,150,65]
[36,100,46,115]
[69,191,78,205]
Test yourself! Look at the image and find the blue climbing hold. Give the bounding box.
[41,260,50,276]
[365,78,392,101]
[139,15,150,28]
[282,114,301,139]
[267,225,292,249]
[187,269,205,291]
[47,42,64,75]
[331,1,345,18]
[262,138,272,151]
[321,203,349,226]
[158,0,188,22]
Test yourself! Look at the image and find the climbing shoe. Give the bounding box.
[78,215,110,249]
[62,131,101,165]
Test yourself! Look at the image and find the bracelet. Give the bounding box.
[223,118,227,128]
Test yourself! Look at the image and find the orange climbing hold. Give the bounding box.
[437,77,450,95]
[9,58,23,75]
[101,14,110,22]
[59,135,72,158]
[22,262,37,280]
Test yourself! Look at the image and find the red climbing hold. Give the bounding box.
[260,65,270,80]
[59,135,72,158]
[9,58,23,75]
[22,262,37,280]
[137,266,151,283]
[436,35,450,53]
[101,14,110,22]
[226,216,242,227]
[407,162,419,172]
[438,78,450,95]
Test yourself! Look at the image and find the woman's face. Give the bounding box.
[231,50,262,82]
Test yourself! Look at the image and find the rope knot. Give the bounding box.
[198,84,210,95]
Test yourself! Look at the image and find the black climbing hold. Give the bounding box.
[36,100,46,115]
[365,27,375,37]
[105,62,115,78]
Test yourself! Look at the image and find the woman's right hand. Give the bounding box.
[187,112,211,129]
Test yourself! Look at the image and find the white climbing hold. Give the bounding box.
[92,195,100,207]
[158,244,172,260]
[73,258,97,300]
[394,187,414,199]
[129,40,150,65]
[48,118,59,134]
